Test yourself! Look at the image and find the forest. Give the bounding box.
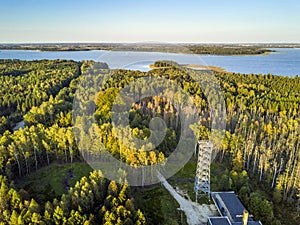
[0,59,299,225]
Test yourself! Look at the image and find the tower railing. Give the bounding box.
[194,140,213,202]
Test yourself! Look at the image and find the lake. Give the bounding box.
[1,48,300,76]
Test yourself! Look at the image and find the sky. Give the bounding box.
[0,0,300,43]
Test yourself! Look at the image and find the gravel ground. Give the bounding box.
[158,172,218,225]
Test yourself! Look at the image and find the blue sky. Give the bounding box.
[0,0,299,43]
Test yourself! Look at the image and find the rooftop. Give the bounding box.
[209,191,262,225]
[232,222,262,225]
[208,217,231,225]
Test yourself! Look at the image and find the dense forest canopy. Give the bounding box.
[0,59,299,224]
[0,59,80,134]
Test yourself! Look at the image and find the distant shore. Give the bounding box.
[0,43,294,55]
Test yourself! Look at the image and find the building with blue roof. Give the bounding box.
[208,192,262,225]
[208,217,231,225]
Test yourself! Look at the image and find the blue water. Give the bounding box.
[0,48,300,76]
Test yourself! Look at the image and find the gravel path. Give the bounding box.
[158,172,218,225]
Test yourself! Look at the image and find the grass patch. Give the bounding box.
[173,161,197,179]
[16,163,92,203]
[133,185,188,225]
[168,161,197,202]
[169,160,212,203]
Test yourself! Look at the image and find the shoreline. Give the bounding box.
[0,48,274,56]
[0,44,279,56]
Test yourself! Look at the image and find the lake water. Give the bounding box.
[1,48,300,76]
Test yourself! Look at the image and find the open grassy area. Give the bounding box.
[133,185,188,225]
[168,161,197,202]
[172,160,197,179]
[169,160,215,204]
[15,163,93,203]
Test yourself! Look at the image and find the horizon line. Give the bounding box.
[1,42,300,45]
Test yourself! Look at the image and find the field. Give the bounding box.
[15,163,93,203]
